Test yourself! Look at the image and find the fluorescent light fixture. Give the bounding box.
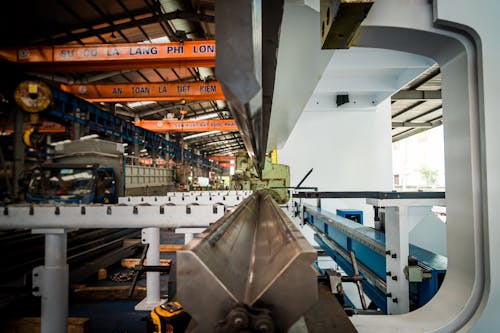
[50,139,72,146]
[198,67,213,81]
[205,141,222,146]
[140,148,148,153]
[141,36,171,44]
[79,134,99,140]
[127,101,156,108]
[216,100,226,109]
[183,131,221,140]
[192,113,219,121]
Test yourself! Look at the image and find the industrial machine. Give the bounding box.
[230,151,290,204]
[0,1,497,332]
[176,191,354,332]
[26,138,173,204]
[298,202,447,314]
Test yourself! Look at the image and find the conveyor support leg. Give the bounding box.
[32,229,69,333]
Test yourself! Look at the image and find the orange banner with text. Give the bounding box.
[0,40,215,71]
[61,81,225,102]
[135,119,238,133]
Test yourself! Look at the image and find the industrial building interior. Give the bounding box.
[0,0,498,332]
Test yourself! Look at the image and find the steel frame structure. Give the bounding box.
[49,88,221,170]
[0,196,231,333]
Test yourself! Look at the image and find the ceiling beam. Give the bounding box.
[137,103,199,118]
[76,70,135,83]
[193,137,242,148]
[392,121,433,128]
[39,10,215,45]
[115,108,136,117]
[206,144,245,155]
[392,119,443,142]
[392,90,442,100]
[184,132,236,144]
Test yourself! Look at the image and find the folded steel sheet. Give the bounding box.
[177,191,317,331]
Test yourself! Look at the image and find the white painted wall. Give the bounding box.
[278,99,393,225]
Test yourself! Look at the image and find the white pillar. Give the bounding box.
[135,227,162,310]
[175,228,206,245]
[184,233,194,244]
[384,206,409,314]
[32,229,68,333]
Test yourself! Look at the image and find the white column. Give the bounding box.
[175,228,207,244]
[135,227,162,310]
[384,206,409,314]
[32,229,68,333]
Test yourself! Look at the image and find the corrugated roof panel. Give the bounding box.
[121,71,147,83]
[410,109,443,123]
[141,23,170,41]
[392,100,442,122]
[418,73,441,91]
[137,69,164,82]
[120,26,147,42]
[391,100,421,116]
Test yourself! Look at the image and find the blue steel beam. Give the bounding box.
[314,233,388,313]
[301,203,447,313]
[49,88,221,171]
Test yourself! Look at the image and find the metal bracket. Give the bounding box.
[32,266,44,297]
[325,269,343,294]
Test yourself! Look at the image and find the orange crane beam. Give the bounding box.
[135,119,238,133]
[0,40,215,71]
[208,155,236,162]
[0,120,66,134]
[61,81,225,102]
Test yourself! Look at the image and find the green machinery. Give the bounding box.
[230,151,290,204]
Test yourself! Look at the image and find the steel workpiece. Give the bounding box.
[177,191,318,332]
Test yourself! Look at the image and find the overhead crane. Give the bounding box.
[135,119,238,133]
[1,39,228,171]
[0,40,233,163]
[61,81,225,102]
[0,40,216,71]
